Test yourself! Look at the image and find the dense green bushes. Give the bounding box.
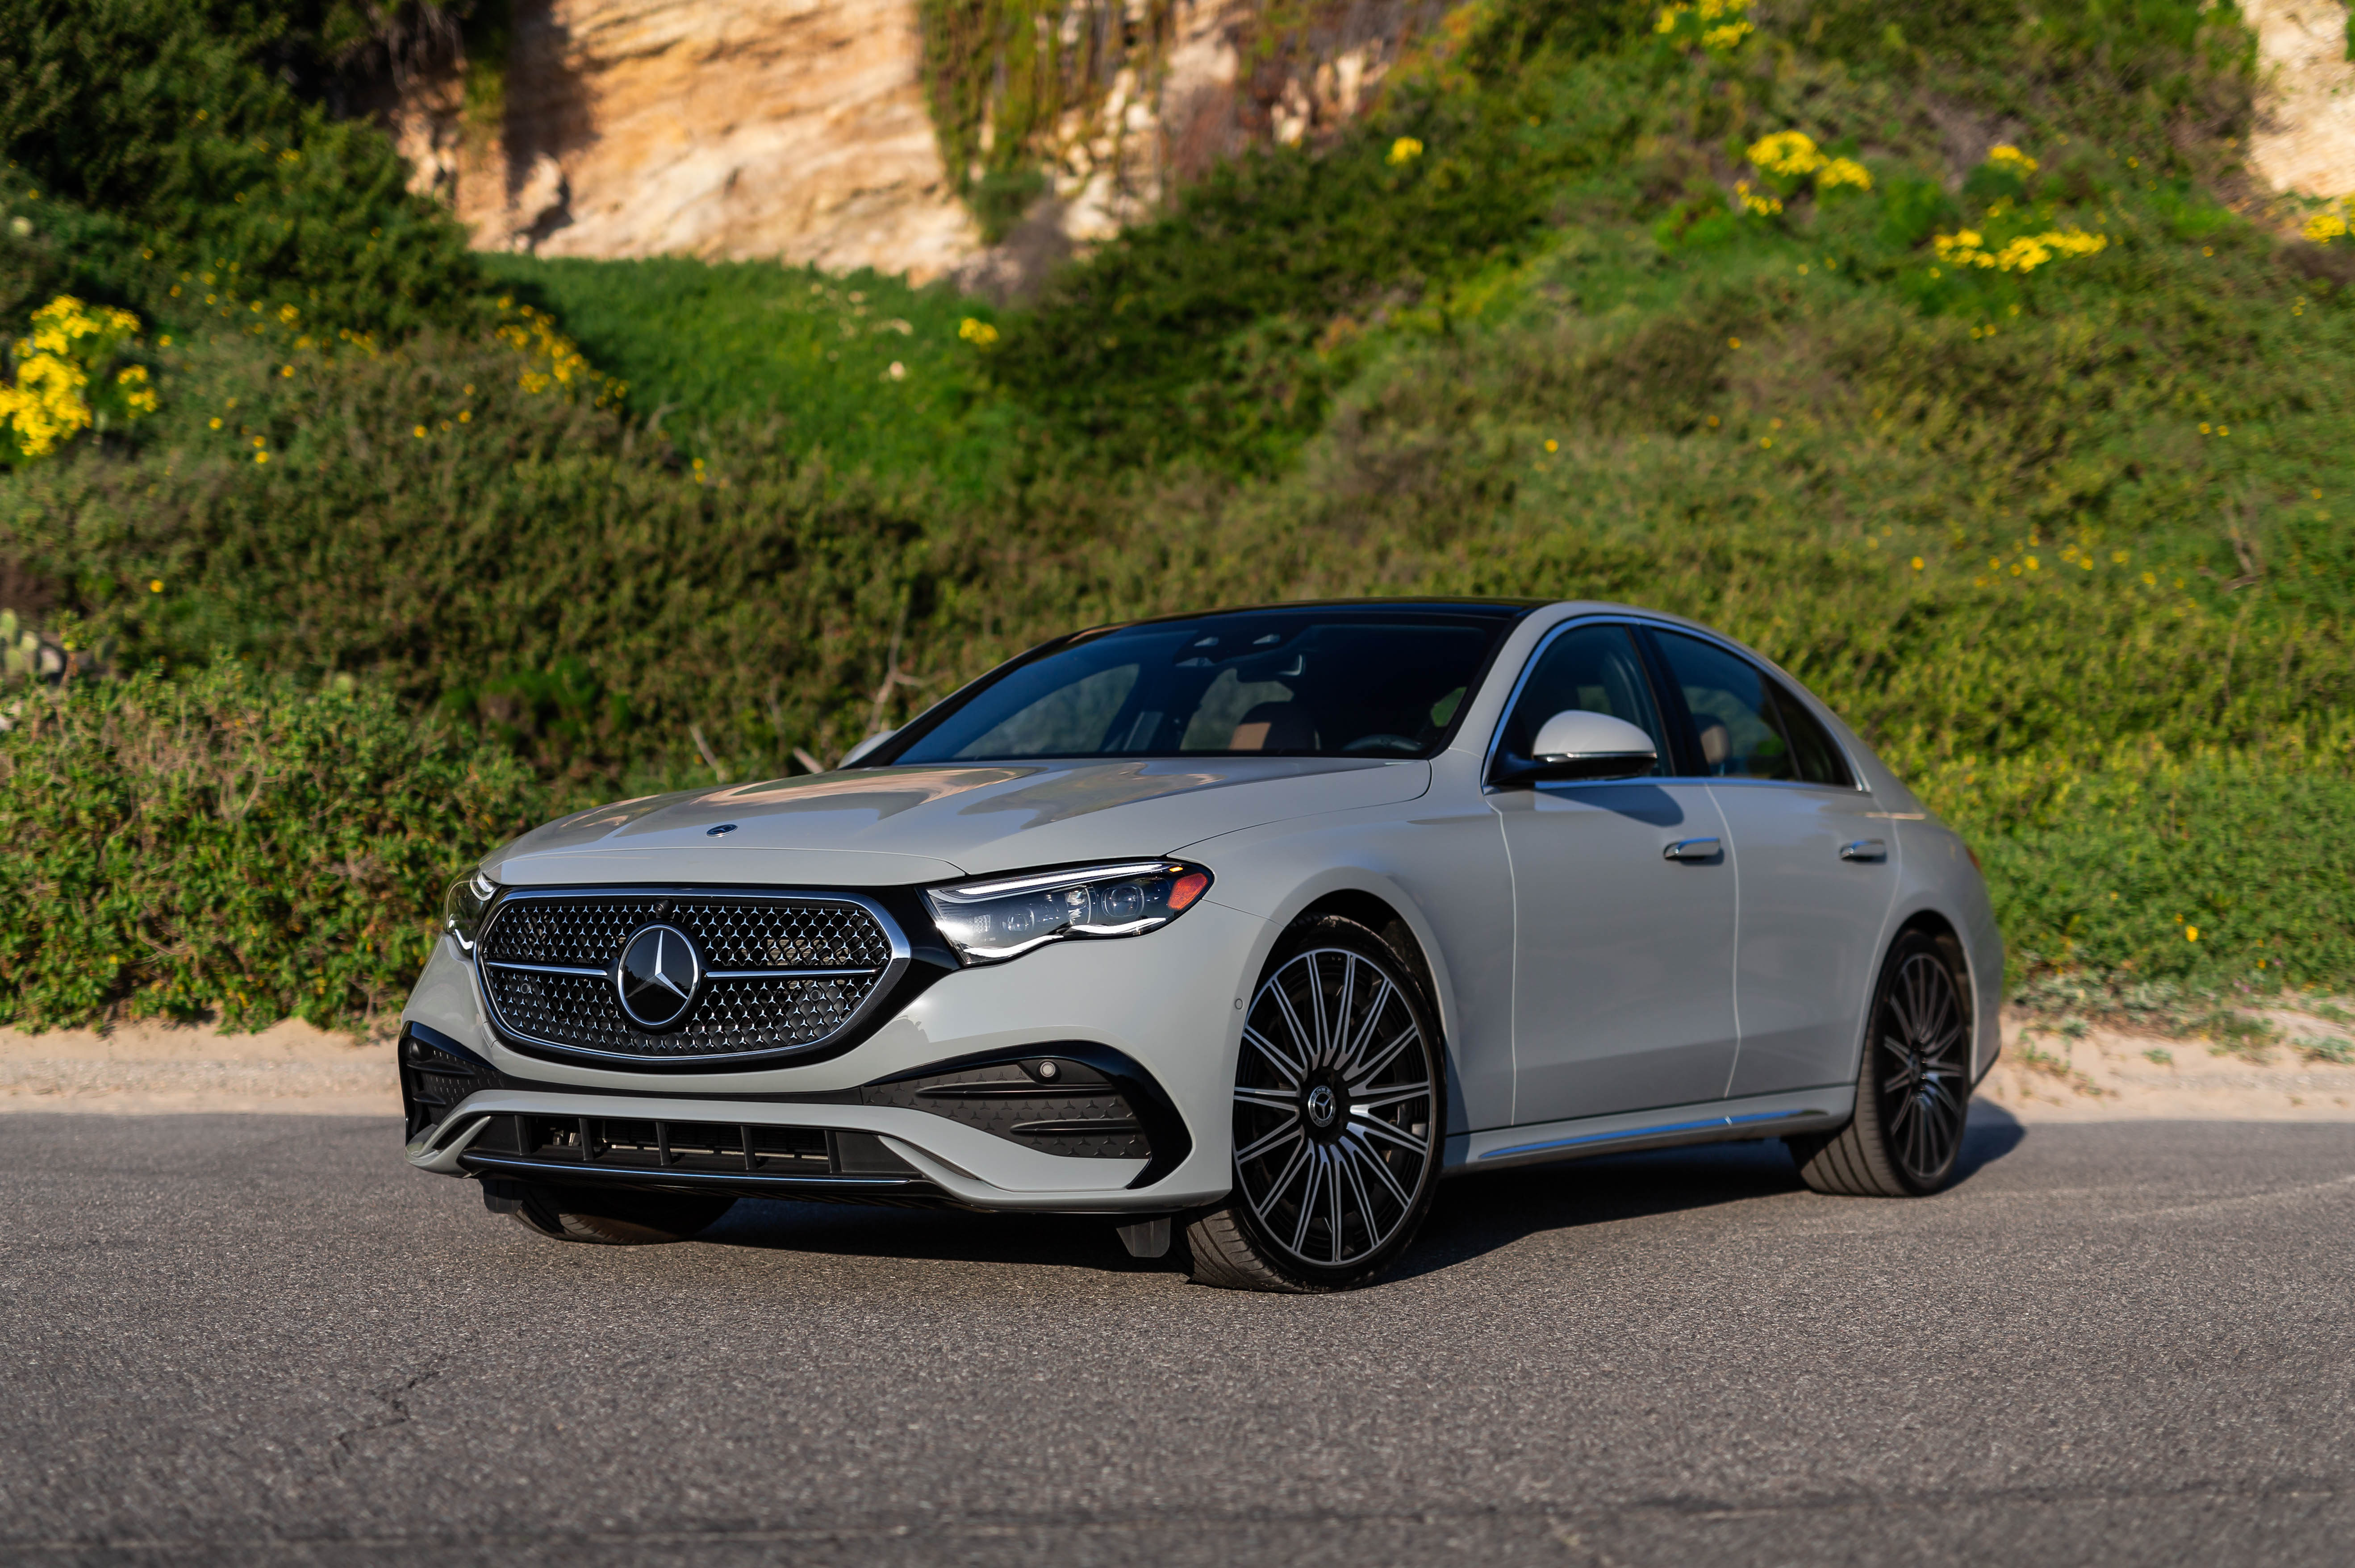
[0,324,947,788]
[0,660,544,1031]
[0,0,482,334]
[481,254,1012,494]
[0,0,2351,1031]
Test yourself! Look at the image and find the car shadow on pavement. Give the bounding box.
[702,1198,1189,1276]
[1389,1100,2029,1282]
[696,1103,2029,1282]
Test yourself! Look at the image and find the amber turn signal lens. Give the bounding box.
[1169,872,1209,911]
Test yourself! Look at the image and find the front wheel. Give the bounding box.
[1186,915,1445,1293]
[1789,930,1974,1197]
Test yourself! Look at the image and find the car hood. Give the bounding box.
[486,757,1430,887]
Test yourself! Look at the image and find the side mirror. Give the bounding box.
[1494,710,1659,786]
[838,729,898,767]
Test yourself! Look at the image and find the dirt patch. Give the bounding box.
[8,1009,2355,1122]
[1982,1007,2355,1122]
[0,1018,397,1115]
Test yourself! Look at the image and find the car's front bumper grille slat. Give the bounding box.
[475,888,910,1067]
[457,1112,953,1205]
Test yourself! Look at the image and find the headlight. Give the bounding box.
[442,870,499,959]
[923,861,1211,966]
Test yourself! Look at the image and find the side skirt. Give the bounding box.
[1442,1087,1855,1175]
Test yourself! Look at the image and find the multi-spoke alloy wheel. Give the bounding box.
[1186,915,1444,1292]
[1790,930,1973,1197]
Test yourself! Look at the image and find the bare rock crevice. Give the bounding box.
[383,0,1440,283]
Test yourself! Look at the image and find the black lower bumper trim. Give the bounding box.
[459,1151,965,1208]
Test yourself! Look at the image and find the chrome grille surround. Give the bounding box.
[475,887,911,1067]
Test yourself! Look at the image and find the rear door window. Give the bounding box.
[1650,630,1853,787]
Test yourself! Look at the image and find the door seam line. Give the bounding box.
[1708,785,1744,1100]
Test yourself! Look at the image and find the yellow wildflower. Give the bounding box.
[1656,0,1752,53]
[958,317,1000,347]
[1931,227,2104,273]
[1816,157,1872,193]
[2304,211,2348,244]
[1987,144,2038,175]
[1,296,154,459]
[1748,131,1825,180]
[1387,137,1424,167]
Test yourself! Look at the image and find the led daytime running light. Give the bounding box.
[924,861,1211,965]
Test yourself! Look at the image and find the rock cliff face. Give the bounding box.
[2246,0,2355,199]
[388,0,1439,287]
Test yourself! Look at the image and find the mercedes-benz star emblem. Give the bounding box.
[614,923,702,1030]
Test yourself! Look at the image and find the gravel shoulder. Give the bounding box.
[6,1006,2352,1121]
[0,1017,398,1115]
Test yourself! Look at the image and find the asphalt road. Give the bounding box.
[5,1111,2352,1568]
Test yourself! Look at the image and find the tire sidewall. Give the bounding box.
[1223,914,1448,1289]
[1858,929,1972,1195]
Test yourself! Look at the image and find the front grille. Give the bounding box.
[482,894,893,971]
[476,888,906,1065]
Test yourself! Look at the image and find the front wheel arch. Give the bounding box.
[1186,912,1449,1292]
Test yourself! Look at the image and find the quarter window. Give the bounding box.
[1499,625,1668,775]
[1650,630,1852,787]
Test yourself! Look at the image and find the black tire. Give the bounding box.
[1789,929,1973,1197]
[1186,914,1446,1293]
[492,1181,737,1245]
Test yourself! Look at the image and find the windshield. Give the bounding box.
[876,609,1517,765]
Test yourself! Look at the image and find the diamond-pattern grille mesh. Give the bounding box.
[482,895,892,971]
[479,893,895,1061]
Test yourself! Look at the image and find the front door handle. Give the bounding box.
[1840,839,1887,862]
[1662,837,1722,861]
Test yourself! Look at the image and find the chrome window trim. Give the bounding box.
[1481,612,1869,794]
[473,885,914,1068]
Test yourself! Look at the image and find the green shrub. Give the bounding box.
[0,322,955,787]
[1970,762,2355,988]
[480,254,1012,494]
[0,659,546,1034]
[0,0,484,336]
[2,0,2349,1022]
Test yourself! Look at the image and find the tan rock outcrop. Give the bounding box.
[2247,0,2355,198]
[385,0,1437,284]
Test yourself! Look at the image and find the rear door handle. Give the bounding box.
[1662,838,1722,861]
[1840,839,1887,862]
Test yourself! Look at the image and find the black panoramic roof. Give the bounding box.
[1114,598,1552,630]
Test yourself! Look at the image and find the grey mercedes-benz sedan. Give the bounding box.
[399,599,2000,1292]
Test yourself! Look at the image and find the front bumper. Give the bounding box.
[398,893,1269,1214]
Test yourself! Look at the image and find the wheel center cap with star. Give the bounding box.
[614,923,702,1030]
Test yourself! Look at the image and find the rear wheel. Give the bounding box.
[488,1180,737,1245]
[1789,930,1973,1197]
[1186,915,1445,1293]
